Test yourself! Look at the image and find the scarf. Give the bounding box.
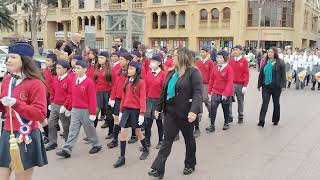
[264,59,274,85]
[166,69,179,100]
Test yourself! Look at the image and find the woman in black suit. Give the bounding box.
[148,48,203,179]
[258,47,286,127]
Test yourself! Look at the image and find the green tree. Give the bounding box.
[0,0,15,31]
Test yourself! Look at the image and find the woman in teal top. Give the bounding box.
[257,47,286,128]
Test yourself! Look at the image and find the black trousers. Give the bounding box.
[151,104,196,172]
[259,86,282,123]
[145,114,164,145]
[210,94,231,126]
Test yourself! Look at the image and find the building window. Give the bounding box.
[304,10,309,30]
[247,0,295,28]
[223,7,231,20]
[160,12,167,29]
[169,12,176,29]
[211,8,219,20]
[58,23,64,31]
[78,17,83,31]
[173,40,186,48]
[84,16,89,26]
[97,16,102,30]
[23,3,29,13]
[95,0,101,8]
[79,0,85,9]
[38,19,42,32]
[24,20,28,32]
[90,16,96,26]
[62,0,71,8]
[200,9,208,21]
[179,11,186,28]
[153,0,161,3]
[152,12,158,29]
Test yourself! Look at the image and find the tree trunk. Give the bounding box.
[31,0,39,55]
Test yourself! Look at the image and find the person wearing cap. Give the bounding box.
[144,53,166,150]
[132,50,147,80]
[107,52,131,149]
[93,51,114,139]
[56,60,102,158]
[195,47,214,137]
[229,45,249,124]
[69,55,82,80]
[206,50,234,132]
[113,61,149,168]
[139,44,151,74]
[45,60,72,151]
[86,49,98,81]
[163,53,174,71]
[0,42,48,179]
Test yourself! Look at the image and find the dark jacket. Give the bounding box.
[258,59,286,89]
[156,67,203,119]
[64,41,81,56]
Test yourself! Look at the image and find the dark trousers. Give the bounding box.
[259,86,282,123]
[210,94,231,126]
[145,114,164,145]
[151,104,196,172]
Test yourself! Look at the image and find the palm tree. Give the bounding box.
[0,0,14,31]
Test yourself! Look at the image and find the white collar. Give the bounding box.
[112,61,120,67]
[235,56,242,61]
[129,77,134,82]
[201,57,209,63]
[72,41,79,46]
[58,73,68,81]
[11,72,26,86]
[217,63,228,71]
[152,68,161,76]
[76,75,87,84]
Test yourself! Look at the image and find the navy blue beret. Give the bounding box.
[73,55,82,61]
[129,61,141,71]
[75,60,88,68]
[8,42,34,58]
[217,50,229,60]
[120,52,133,61]
[98,51,109,59]
[47,53,58,62]
[131,50,142,58]
[57,60,70,70]
[201,47,209,52]
[151,53,162,62]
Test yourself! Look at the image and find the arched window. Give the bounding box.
[24,19,28,32]
[169,11,176,29]
[78,16,83,31]
[223,7,231,20]
[38,19,42,31]
[179,10,186,28]
[211,8,219,20]
[160,12,167,29]
[152,12,158,29]
[97,16,102,30]
[90,16,95,26]
[84,16,89,26]
[200,9,208,21]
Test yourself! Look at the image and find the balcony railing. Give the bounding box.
[107,2,144,10]
[48,8,56,15]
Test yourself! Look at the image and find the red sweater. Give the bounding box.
[43,68,56,102]
[142,57,150,73]
[68,70,77,81]
[146,70,166,98]
[86,65,95,80]
[0,75,47,132]
[141,65,146,79]
[164,58,174,71]
[208,65,234,97]
[51,74,73,110]
[110,68,127,100]
[71,77,97,115]
[120,79,146,114]
[229,56,249,86]
[94,67,113,92]
[196,59,215,84]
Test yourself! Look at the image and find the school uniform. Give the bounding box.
[228,56,249,122]
[142,57,151,74]
[86,64,95,80]
[208,64,234,129]
[46,73,72,149]
[144,69,166,146]
[311,56,320,90]
[284,55,293,88]
[0,74,48,169]
[163,57,174,71]
[296,55,306,89]
[43,68,56,118]
[59,75,101,156]
[196,58,214,121]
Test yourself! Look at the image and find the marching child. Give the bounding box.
[113,61,149,168]
[45,60,72,151]
[207,50,234,132]
[56,59,102,158]
[69,55,82,80]
[144,53,166,149]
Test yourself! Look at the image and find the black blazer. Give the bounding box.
[157,67,203,119]
[258,59,286,89]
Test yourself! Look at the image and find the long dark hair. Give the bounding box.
[266,47,280,62]
[89,49,98,66]
[123,68,141,93]
[55,40,65,50]
[93,57,112,83]
[21,55,45,83]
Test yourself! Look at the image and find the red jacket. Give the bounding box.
[0,75,47,132]
[141,65,147,79]
[164,58,174,71]
[142,57,150,74]
[196,59,215,84]
[146,70,166,98]
[43,68,56,102]
[86,65,95,80]
[94,67,113,92]
[208,65,234,97]
[68,70,77,81]
[229,56,249,86]
[51,74,73,110]
[71,77,97,115]
[120,79,146,114]
[110,69,127,100]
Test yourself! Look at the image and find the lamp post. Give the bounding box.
[257,7,262,49]
[126,0,133,50]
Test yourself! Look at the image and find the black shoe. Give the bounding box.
[83,137,90,142]
[311,87,315,91]
[139,143,151,151]
[257,121,265,128]
[45,143,57,151]
[229,117,233,123]
[183,167,195,175]
[222,124,229,130]
[156,141,163,149]
[128,136,138,144]
[113,156,125,168]
[55,124,61,131]
[238,118,244,124]
[206,125,215,133]
[99,116,106,121]
[174,135,180,141]
[105,134,114,139]
[101,122,108,129]
[107,140,118,148]
[59,132,65,137]
[139,149,149,160]
[193,129,201,138]
[273,122,279,126]
[56,150,71,158]
[148,169,164,179]
[89,146,102,154]
[43,136,49,144]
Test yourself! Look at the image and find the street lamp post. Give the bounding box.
[257,7,262,49]
[126,0,133,50]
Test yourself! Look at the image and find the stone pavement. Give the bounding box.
[29,69,320,180]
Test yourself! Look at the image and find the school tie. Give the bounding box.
[152,71,156,76]
[11,75,19,90]
[76,79,80,85]
[218,65,222,72]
